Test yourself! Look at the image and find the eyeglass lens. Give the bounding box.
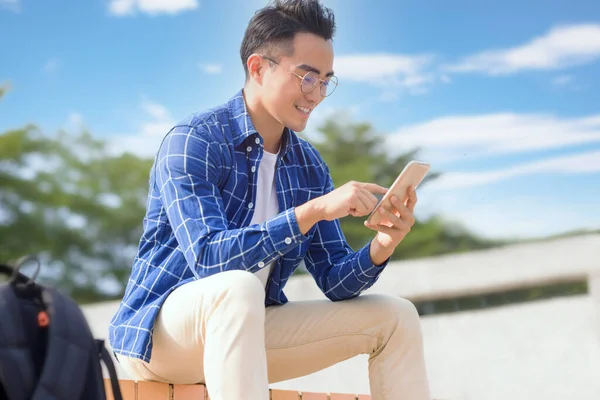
[301,71,338,97]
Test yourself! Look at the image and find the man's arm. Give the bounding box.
[298,172,391,301]
[156,126,308,278]
[298,167,418,301]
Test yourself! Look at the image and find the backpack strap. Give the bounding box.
[0,262,32,286]
[97,340,123,400]
[0,282,37,400]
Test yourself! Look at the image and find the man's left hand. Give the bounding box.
[364,186,417,265]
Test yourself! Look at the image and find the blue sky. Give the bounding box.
[1,0,599,239]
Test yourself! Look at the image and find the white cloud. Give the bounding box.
[63,113,85,132]
[420,192,600,239]
[0,0,20,12]
[385,111,600,238]
[43,58,61,74]
[141,102,170,121]
[109,0,198,16]
[440,74,451,84]
[413,152,600,239]
[386,112,600,163]
[334,53,435,94]
[379,91,400,103]
[198,63,223,74]
[552,74,574,86]
[108,101,175,157]
[429,150,600,190]
[109,0,134,15]
[332,24,600,92]
[140,102,174,138]
[444,24,600,75]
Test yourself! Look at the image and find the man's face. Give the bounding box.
[261,32,335,133]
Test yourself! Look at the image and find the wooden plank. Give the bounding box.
[301,392,329,399]
[329,394,357,400]
[271,389,301,400]
[137,381,170,400]
[107,379,136,400]
[172,383,207,399]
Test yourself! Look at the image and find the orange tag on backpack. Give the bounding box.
[37,310,50,327]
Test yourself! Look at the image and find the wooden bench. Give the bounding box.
[104,379,372,399]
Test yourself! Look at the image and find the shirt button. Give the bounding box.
[251,166,256,173]
[284,237,292,245]
[248,202,254,209]
[255,137,260,144]
[258,261,265,268]
[246,146,252,152]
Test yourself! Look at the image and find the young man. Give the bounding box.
[109,1,431,399]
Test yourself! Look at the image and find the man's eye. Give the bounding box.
[304,75,318,85]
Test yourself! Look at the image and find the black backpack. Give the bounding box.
[0,256,123,400]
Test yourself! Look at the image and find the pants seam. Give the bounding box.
[266,332,378,351]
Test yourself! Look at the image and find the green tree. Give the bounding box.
[0,89,152,302]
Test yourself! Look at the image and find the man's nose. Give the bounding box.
[305,85,322,104]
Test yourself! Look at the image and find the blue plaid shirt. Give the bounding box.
[109,90,389,362]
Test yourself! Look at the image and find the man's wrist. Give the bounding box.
[369,237,393,266]
[295,199,325,235]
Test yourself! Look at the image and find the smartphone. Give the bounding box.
[366,160,430,226]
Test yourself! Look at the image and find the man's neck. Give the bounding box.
[242,87,284,154]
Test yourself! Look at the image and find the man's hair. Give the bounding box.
[240,0,336,79]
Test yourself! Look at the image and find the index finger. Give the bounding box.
[362,182,388,195]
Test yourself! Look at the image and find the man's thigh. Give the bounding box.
[143,270,266,384]
[265,293,406,383]
[141,279,210,383]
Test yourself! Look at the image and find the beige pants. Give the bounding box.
[118,270,430,400]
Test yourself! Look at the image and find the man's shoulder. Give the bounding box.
[171,102,230,140]
[155,101,234,165]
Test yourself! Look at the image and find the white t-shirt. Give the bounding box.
[250,149,280,288]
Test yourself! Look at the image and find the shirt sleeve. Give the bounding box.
[155,125,309,278]
[304,166,389,301]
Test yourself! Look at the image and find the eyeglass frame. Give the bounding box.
[261,55,338,97]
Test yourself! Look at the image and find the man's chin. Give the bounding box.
[287,120,308,133]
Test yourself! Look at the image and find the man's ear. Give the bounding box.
[247,54,265,85]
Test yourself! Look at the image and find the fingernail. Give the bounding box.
[390,195,397,202]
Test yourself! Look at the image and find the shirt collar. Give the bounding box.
[227,89,293,158]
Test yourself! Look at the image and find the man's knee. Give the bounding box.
[216,270,266,314]
[366,294,422,333]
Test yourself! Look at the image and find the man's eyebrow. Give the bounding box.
[296,63,335,77]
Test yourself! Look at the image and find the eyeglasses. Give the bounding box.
[263,56,338,97]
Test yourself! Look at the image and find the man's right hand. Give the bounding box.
[317,181,388,220]
[295,181,388,234]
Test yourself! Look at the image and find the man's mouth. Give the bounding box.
[295,105,311,115]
